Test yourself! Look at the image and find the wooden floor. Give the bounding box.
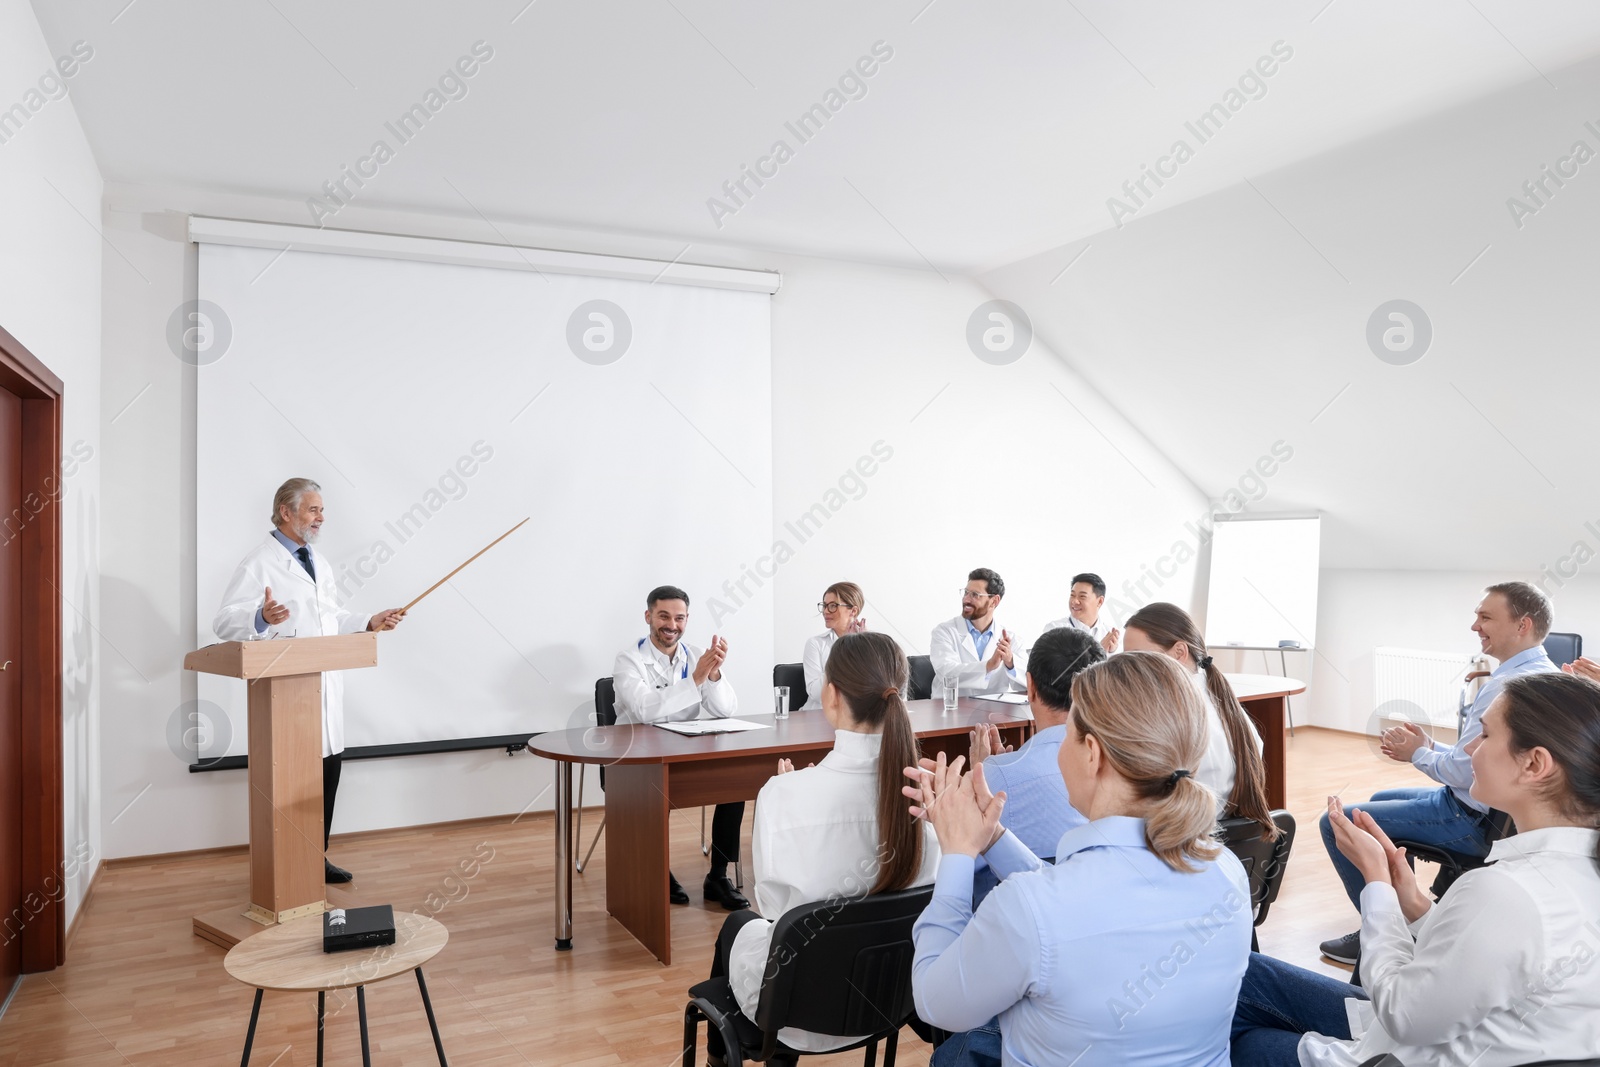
[0,727,1411,1066]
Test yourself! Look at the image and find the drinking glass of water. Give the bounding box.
[941,677,958,712]
[773,685,790,719]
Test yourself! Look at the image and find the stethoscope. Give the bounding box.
[638,636,688,688]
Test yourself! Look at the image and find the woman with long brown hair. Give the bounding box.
[709,631,938,1054]
[1125,602,1276,837]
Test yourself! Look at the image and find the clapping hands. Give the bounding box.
[900,751,1007,858]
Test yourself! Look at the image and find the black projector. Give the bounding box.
[323,904,397,953]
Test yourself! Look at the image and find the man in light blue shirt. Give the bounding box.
[1316,581,1558,965]
[970,625,1105,903]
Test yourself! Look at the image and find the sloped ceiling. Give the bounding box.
[29,0,1600,570]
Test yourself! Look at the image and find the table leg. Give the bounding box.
[1241,695,1287,809]
[415,967,449,1066]
[240,987,263,1067]
[605,763,671,964]
[555,760,573,950]
[316,990,325,1067]
[357,985,372,1067]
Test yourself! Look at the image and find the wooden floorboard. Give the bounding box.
[0,728,1411,1065]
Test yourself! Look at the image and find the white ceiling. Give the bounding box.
[32,0,1600,272]
[31,0,1600,573]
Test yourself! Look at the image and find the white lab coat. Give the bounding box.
[612,637,737,724]
[1044,612,1119,651]
[213,532,372,757]
[928,616,1026,697]
[798,630,836,711]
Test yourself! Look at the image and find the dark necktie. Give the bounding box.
[296,545,316,582]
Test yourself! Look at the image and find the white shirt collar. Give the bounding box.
[1488,825,1600,863]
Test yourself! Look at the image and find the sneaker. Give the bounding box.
[1319,930,1360,965]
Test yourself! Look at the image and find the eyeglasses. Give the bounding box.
[818,601,846,614]
[960,590,996,601]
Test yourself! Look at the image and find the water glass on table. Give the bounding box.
[773,685,790,719]
[941,676,958,712]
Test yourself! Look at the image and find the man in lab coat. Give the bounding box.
[612,585,748,910]
[213,478,407,884]
[929,568,1026,698]
[1045,572,1121,653]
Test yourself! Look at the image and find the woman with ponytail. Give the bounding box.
[1232,671,1600,1066]
[1125,602,1275,837]
[908,652,1253,1067]
[710,631,938,1054]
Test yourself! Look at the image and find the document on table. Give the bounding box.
[977,692,1029,705]
[654,718,772,736]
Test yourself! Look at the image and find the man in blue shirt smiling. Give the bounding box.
[1316,580,1558,965]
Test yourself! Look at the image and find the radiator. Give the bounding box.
[1373,647,1480,729]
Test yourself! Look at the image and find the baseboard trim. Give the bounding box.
[65,858,105,953]
[102,805,606,866]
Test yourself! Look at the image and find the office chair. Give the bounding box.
[684,884,933,1067]
[574,677,616,873]
[907,655,935,701]
[578,676,742,888]
[1218,810,1297,952]
[1544,631,1583,668]
[772,662,808,712]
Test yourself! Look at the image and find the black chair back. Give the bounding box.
[594,677,617,789]
[1219,810,1296,932]
[907,655,935,701]
[1544,631,1583,668]
[772,663,808,711]
[595,676,618,727]
[752,884,933,1057]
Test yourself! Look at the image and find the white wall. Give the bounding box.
[93,170,1215,857]
[0,0,103,924]
[767,257,1212,660]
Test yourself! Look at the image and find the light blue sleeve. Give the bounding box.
[983,828,1046,881]
[1411,676,1497,789]
[913,854,1043,1032]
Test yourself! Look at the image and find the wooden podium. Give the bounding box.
[184,633,379,948]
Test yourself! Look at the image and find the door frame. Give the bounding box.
[0,323,64,973]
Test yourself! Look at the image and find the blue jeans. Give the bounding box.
[931,1017,1001,1067]
[1319,785,1491,911]
[1232,952,1367,1067]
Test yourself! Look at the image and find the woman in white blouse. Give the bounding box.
[1231,671,1600,1066]
[799,581,867,710]
[1124,602,1274,835]
[708,631,939,1054]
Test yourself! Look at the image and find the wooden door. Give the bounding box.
[0,386,21,997]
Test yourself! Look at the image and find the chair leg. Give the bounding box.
[577,812,606,873]
[883,1029,899,1067]
[701,807,711,857]
[862,1036,879,1067]
[574,765,585,861]
[682,1004,699,1067]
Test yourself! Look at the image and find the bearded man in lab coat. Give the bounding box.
[213,477,407,884]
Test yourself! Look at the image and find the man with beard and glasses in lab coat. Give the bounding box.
[213,478,407,884]
[1045,571,1121,653]
[612,584,749,911]
[929,568,1026,699]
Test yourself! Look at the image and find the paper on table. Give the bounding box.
[977,692,1029,704]
[653,718,772,736]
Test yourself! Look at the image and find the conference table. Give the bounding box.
[1228,673,1306,809]
[529,697,1031,964]
[530,675,1303,964]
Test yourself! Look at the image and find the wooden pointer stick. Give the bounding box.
[400,517,530,613]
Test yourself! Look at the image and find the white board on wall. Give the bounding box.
[194,242,774,755]
[1205,516,1321,649]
